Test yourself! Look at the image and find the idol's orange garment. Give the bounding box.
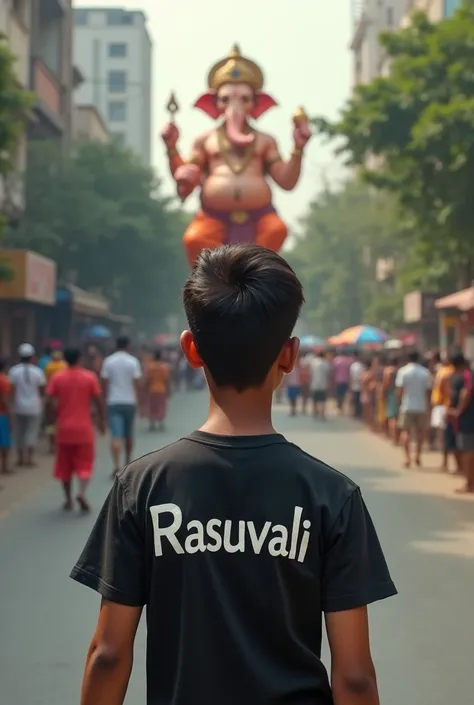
[183,210,288,266]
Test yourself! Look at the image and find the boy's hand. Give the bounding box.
[325,607,380,705]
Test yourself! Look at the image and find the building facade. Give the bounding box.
[73,104,109,142]
[351,0,406,86]
[73,7,152,165]
[29,0,77,151]
[402,0,461,24]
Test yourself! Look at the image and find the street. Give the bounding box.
[1,390,473,705]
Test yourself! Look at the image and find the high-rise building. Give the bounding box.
[73,7,152,165]
[350,0,406,85]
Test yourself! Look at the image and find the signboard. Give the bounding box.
[404,291,438,324]
[0,250,56,305]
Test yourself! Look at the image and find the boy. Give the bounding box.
[72,246,396,705]
[47,348,105,512]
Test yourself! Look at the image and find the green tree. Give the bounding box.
[12,140,188,330]
[313,2,474,288]
[288,182,406,336]
[0,39,34,279]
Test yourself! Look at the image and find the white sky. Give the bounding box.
[76,1,352,229]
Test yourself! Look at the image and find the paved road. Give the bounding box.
[1,390,473,705]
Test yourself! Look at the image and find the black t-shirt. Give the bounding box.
[451,369,474,433]
[71,432,396,705]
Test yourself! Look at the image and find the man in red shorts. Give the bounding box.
[47,348,106,512]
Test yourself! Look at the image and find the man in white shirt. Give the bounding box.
[350,352,364,419]
[9,343,46,467]
[308,351,331,419]
[101,336,142,475]
[396,351,432,468]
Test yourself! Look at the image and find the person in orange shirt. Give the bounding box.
[432,356,459,472]
[44,349,68,453]
[0,359,12,474]
[145,350,171,431]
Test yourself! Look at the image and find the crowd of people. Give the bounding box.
[0,336,194,510]
[282,348,474,494]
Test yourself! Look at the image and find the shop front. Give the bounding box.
[403,291,439,351]
[435,287,474,358]
[0,250,56,358]
[53,284,110,345]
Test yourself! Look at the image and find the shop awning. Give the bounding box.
[435,287,474,312]
[107,312,133,325]
[56,285,110,317]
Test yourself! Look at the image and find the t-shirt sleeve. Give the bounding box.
[100,360,109,379]
[133,358,142,379]
[70,479,146,606]
[322,488,397,613]
[37,369,47,386]
[395,368,404,388]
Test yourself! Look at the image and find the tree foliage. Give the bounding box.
[313,2,474,288]
[288,182,407,336]
[10,140,188,331]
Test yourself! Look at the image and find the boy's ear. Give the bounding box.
[180,330,203,369]
[279,337,300,374]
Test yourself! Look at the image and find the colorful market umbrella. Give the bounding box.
[85,324,112,339]
[300,335,325,348]
[328,325,388,346]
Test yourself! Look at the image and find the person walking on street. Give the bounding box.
[145,349,171,431]
[332,351,352,415]
[350,351,364,419]
[396,350,432,468]
[383,356,401,444]
[0,359,12,475]
[9,344,46,468]
[308,350,331,419]
[47,348,105,512]
[101,336,142,476]
[44,348,67,453]
[284,356,301,416]
[447,353,474,493]
[72,245,396,705]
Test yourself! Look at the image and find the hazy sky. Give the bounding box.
[78,1,352,229]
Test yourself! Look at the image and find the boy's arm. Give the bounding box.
[322,489,396,705]
[71,476,146,704]
[81,599,142,705]
[325,607,379,705]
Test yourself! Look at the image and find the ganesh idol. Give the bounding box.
[161,45,312,266]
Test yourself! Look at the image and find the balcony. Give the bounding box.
[30,58,63,136]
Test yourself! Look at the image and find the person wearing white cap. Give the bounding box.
[8,343,46,467]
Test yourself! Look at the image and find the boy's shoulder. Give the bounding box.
[117,435,358,511]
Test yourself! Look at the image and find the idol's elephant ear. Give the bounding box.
[251,92,278,119]
[194,92,220,119]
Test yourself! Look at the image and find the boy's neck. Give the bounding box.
[200,387,276,437]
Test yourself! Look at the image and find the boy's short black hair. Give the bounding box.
[408,350,420,363]
[183,245,304,392]
[64,348,81,366]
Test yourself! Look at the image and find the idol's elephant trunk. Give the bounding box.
[225,105,255,148]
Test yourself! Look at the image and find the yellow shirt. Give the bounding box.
[45,360,67,380]
[146,361,170,394]
[431,365,454,406]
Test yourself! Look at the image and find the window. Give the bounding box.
[444,0,461,15]
[108,70,126,93]
[108,101,126,122]
[75,9,88,25]
[109,43,127,58]
[107,9,133,25]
